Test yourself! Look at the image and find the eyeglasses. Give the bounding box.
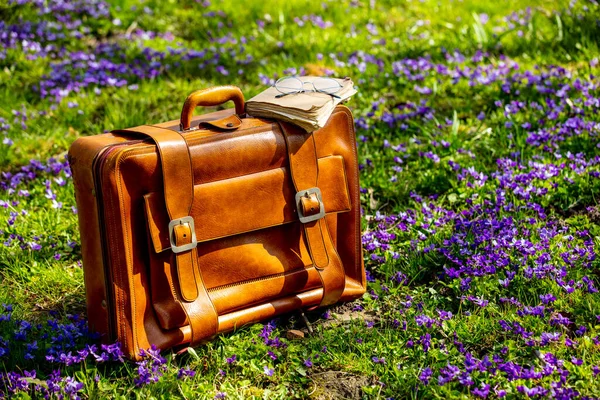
[274,76,343,99]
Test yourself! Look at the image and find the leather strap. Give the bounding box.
[278,121,346,306]
[112,125,218,345]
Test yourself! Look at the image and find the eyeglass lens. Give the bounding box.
[275,77,342,95]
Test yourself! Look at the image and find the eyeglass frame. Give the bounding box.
[273,76,343,99]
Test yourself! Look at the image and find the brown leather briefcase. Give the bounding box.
[68,86,365,359]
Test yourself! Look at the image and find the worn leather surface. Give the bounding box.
[109,125,218,346]
[69,89,365,360]
[278,121,346,306]
[143,155,350,252]
[201,114,242,131]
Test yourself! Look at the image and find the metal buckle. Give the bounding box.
[168,216,197,254]
[295,187,325,223]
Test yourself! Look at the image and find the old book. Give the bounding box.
[246,76,357,132]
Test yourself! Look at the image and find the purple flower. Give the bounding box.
[372,356,386,364]
[215,65,229,76]
[437,364,460,385]
[420,333,431,352]
[571,357,583,366]
[134,345,167,386]
[177,367,195,380]
[550,313,571,327]
[263,366,274,376]
[63,376,84,397]
[259,320,286,348]
[415,314,434,328]
[565,337,578,347]
[226,354,237,364]
[419,367,432,385]
[437,309,453,320]
[539,293,556,304]
[517,385,549,397]
[574,325,587,336]
[473,383,490,398]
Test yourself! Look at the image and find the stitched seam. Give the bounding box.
[304,226,326,301]
[118,147,218,347]
[147,156,351,251]
[176,252,199,302]
[115,152,135,353]
[130,124,275,149]
[341,107,364,286]
[89,150,112,340]
[207,267,313,292]
[169,261,179,305]
[103,157,121,345]
[321,211,347,303]
[143,198,164,254]
[339,153,352,214]
[105,154,128,352]
[153,209,350,253]
[308,133,330,269]
[116,147,152,355]
[143,208,181,314]
[128,145,340,192]
[123,128,288,186]
[277,122,326,301]
[109,114,359,350]
[191,249,219,336]
[305,222,329,270]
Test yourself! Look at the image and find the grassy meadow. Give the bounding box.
[1,0,600,398]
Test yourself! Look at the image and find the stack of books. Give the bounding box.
[246,76,357,132]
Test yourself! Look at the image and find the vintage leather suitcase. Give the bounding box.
[68,86,365,359]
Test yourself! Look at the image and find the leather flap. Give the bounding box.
[200,114,242,130]
[144,155,351,253]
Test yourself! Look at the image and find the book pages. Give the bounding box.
[246,76,357,132]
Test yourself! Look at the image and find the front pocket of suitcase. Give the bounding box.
[199,222,325,315]
[145,222,325,330]
[143,155,351,331]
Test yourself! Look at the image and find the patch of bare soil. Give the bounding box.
[320,301,378,329]
[554,203,600,223]
[310,371,376,400]
[588,206,600,224]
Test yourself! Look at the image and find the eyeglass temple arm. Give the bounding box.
[275,90,341,99]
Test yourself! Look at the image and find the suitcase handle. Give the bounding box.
[180,86,245,131]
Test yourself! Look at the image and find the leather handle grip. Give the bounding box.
[180,86,245,130]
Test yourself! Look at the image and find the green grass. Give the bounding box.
[1,0,600,398]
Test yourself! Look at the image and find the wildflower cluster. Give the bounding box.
[1,0,600,398]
